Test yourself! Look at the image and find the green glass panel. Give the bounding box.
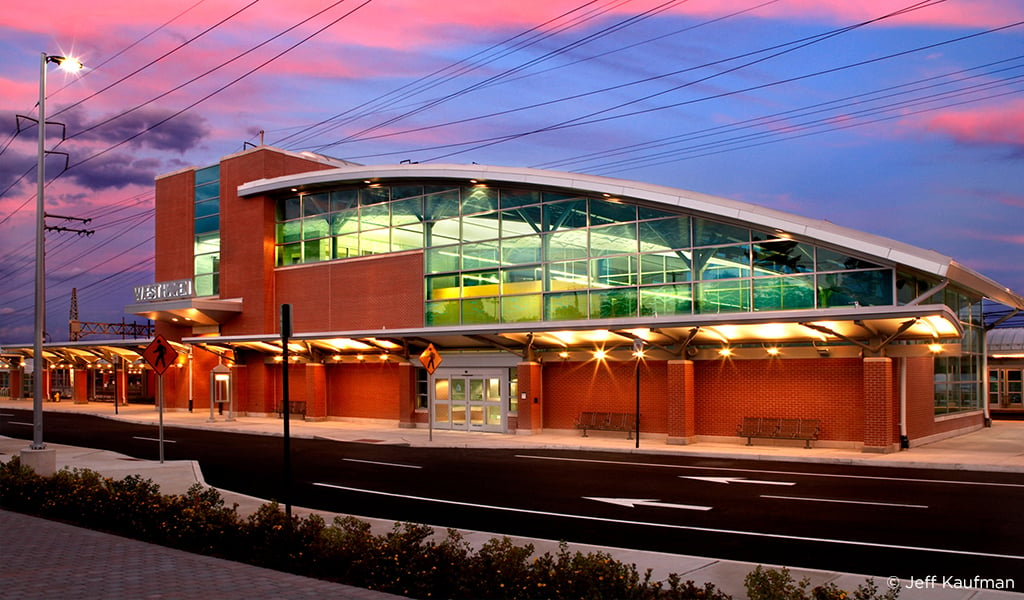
[638,205,681,221]
[693,218,749,247]
[753,275,815,311]
[462,241,500,270]
[426,246,459,273]
[544,199,588,231]
[331,189,357,211]
[816,247,881,272]
[696,279,751,313]
[592,255,637,287]
[462,270,500,297]
[501,235,542,265]
[640,252,690,284]
[391,185,423,200]
[334,234,359,259]
[332,208,359,235]
[463,213,501,242]
[195,199,219,219]
[546,261,589,292]
[391,197,423,226]
[500,189,539,208]
[359,228,390,255]
[589,223,637,257]
[361,203,389,229]
[194,215,219,234]
[303,193,330,216]
[696,245,750,279]
[195,165,219,185]
[360,186,390,205]
[589,198,637,226]
[501,267,542,295]
[426,274,460,300]
[545,230,588,261]
[194,273,217,296]
[818,269,893,307]
[751,229,785,242]
[280,197,301,221]
[462,297,499,324]
[462,186,499,214]
[639,217,689,251]
[195,233,220,254]
[392,223,423,252]
[194,182,219,202]
[277,243,302,266]
[194,252,219,275]
[501,294,542,323]
[591,287,638,319]
[753,240,814,274]
[425,219,460,246]
[425,190,460,220]
[303,238,331,263]
[545,291,588,321]
[502,206,542,237]
[426,300,460,326]
[640,283,692,316]
[301,217,330,240]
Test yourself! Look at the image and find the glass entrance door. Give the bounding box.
[432,369,506,432]
[989,369,1023,408]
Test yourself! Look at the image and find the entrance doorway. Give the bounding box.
[432,369,507,432]
[989,368,1023,409]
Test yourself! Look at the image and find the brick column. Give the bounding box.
[396,362,419,429]
[115,364,127,406]
[10,368,23,400]
[516,361,543,434]
[304,363,326,421]
[73,368,89,404]
[863,357,897,453]
[667,359,696,445]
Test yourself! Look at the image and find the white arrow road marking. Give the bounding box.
[314,483,1024,561]
[682,476,795,486]
[584,497,712,511]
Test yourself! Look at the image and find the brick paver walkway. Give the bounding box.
[0,510,404,600]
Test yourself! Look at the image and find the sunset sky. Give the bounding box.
[1,0,1022,343]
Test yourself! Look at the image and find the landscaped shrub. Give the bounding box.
[0,457,897,600]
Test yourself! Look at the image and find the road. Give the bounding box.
[2,409,1022,582]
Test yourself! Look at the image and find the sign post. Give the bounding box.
[419,344,442,442]
[142,334,178,463]
[280,304,293,518]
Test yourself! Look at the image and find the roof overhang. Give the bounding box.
[183,304,962,363]
[125,297,243,326]
[0,338,190,368]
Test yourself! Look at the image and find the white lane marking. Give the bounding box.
[584,497,711,511]
[760,495,928,509]
[313,483,1024,562]
[515,454,1024,489]
[343,458,422,469]
[132,436,176,443]
[7,421,34,427]
[683,476,795,486]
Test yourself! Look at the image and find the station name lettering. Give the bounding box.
[133,279,194,303]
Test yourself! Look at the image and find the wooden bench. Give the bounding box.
[276,400,307,419]
[738,417,820,448]
[575,411,638,439]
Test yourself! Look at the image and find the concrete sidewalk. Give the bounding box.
[2,399,1023,599]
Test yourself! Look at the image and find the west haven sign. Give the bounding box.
[133,279,195,303]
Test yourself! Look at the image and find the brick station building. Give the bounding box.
[6,145,1023,452]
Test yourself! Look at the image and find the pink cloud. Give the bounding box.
[916,101,1024,147]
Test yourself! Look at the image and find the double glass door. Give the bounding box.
[433,369,506,432]
[989,369,1023,408]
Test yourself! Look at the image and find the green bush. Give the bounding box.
[1,457,896,600]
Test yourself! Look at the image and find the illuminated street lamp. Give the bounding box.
[28,53,83,459]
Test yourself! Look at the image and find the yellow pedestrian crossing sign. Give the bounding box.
[419,343,442,375]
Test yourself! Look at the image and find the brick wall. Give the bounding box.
[693,358,864,441]
[543,360,668,433]
[326,362,403,419]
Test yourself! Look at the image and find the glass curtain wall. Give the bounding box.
[194,165,221,297]
[276,183,896,327]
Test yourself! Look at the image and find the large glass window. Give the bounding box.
[274,182,901,327]
[194,165,220,296]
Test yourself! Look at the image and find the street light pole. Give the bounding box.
[30,52,82,453]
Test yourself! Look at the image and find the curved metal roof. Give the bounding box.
[988,328,1024,352]
[238,162,1024,310]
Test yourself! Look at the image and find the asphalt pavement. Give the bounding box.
[2,398,1023,599]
